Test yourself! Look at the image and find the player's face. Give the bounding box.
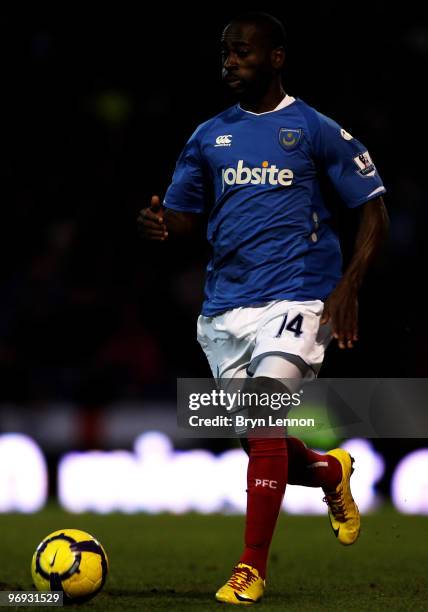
[221,23,278,98]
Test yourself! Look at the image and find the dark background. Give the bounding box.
[0,4,427,496]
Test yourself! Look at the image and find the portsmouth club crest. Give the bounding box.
[279,128,302,151]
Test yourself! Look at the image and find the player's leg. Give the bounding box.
[217,350,306,605]
[242,354,342,490]
[286,437,361,544]
[287,435,342,489]
[240,432,343,503]
[235,357,303,584]
[199,309,288,604]
[198,308,270,599]
[249,362,360,545]
[248,302,360,546]
[238,377,288,575]
[216,375,288,605]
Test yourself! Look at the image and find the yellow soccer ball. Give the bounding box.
[31,529,108,603]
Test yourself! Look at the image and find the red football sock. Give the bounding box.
[239,435,287,580]
[287,436,342,491]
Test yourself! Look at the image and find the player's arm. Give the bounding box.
[137,195,201,241]
[308,109,389,349]
[321,195,389,348]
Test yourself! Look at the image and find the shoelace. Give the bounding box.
[227,566,257,592]
[323,488,347,521]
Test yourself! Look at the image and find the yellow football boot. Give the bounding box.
[323,448,361,545]
[215,563,265,605]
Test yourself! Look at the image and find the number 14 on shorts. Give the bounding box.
[276,313,304,338]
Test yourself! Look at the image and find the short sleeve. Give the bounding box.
[163,127,207,214]
[310,111,386,208]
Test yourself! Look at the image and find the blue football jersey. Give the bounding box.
[164,97,386,316]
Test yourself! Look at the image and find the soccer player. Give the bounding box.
[138,12,389,605]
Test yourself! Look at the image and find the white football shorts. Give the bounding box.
[197,299,332,385]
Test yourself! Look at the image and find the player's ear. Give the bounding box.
[271,46,285,69]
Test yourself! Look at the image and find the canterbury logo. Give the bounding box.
[215,134,232,147]
[222,160,294,192]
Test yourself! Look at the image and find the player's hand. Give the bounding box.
[321,281,359,349]
[137,195,168,241]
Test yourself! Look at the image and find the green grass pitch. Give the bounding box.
[1,505,427,611]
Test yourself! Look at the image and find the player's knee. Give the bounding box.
[241,376,292,424]
[242,375,291,396]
